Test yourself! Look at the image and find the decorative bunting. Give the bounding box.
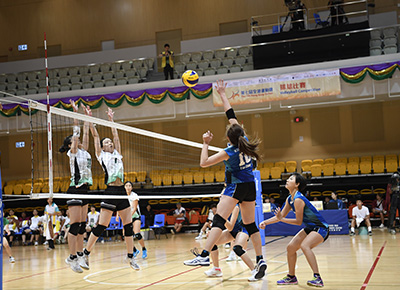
[340,62,400,83]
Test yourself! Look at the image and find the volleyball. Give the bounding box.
[182,70,199,87]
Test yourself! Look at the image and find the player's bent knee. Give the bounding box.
[243,222,259,236]
[212,214,226,231]
[134,233,143,240]
[233,245,246,257]
[124,223,134,237]
[92,224,107,237]
[69,222,81,236]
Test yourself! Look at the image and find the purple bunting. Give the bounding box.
[340,61,400,75]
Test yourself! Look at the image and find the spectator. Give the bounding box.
[330,192,344,209]
[144,204,155,228]
[387,172,400,234]
[171,202,186,234]
[19,212,31,246]
[269,197,278,211]
[159,43,174,80]
[195,204,217,240]
[23,209,42,246]
[323,196,331,209]
[86,205,100,240]
[3,212,15,263]
[6,209,18,246]
[328,0,347,26]
[372,194,387,228]
[313,197,320,201]
[44,197,61,250]
[350,199,372,236]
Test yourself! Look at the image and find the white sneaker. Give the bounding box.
[9,256,15,263]
[43,241,48,245]
[83,253,90,268]
[195,233,204,240]
[224,243,230,249]
[65,257,83,273]
[126,257,140,270]
[226,251,237,262]
[78,255,89,270]
[248,260,267,282]
[170,229,175,235]
[184,255,210,266]
[204,267,223,277]
[34,241,39,246]
[379,224,384,228]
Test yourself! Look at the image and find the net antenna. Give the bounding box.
[44,32,54,199]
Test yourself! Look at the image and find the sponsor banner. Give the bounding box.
[212,69,341,106]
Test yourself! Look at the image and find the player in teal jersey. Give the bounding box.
[260,173,329,287]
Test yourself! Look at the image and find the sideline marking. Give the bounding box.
[360,241,386,290]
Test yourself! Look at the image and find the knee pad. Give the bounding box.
[124,223,134,237]
[92,224,107,237]
[69,222,81,236]
[134,233,143,240]
[212,214,226,231]
[78,222,86,235]
[244,222,259,236]
[211,244,218,251]
[233,245,246,257]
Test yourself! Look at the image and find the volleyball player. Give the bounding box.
[44,197,61,250]
[184,80,266,282]
[259,173,329,287]
[123,181,147,259]
[59,100,92,273]
[83,107,139,270]
[3,212,15,263]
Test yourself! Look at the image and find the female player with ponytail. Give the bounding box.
[60,100,92,273]
[184,80,266,282]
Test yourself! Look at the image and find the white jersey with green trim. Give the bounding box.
[97,149,124,185]
[67,148,93,187]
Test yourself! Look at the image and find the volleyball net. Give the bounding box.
[28,99,224,200]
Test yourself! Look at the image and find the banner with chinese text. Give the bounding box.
[212,69,341,106]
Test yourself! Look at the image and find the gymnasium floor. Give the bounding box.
[3,229,398,289]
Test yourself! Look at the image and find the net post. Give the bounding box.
[0,155,3,287]
[253,169,265,246]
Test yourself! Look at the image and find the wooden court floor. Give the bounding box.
[3,228,399,289]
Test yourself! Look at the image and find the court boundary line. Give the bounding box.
[360,240,386,290]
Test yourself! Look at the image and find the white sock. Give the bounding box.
[214,266,221,271]
[368,226,372,232]
[351,227,355,232]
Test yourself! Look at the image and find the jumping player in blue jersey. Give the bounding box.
[184,80,266,282]
[260,173,329,287]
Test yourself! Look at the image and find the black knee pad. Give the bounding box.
[233,245,246,257]
[212,214,226,231]
[244,222,259,236]
[124,223,134,237]
[134,232,143,240]
[79,222,86,235]
[211,244,218,251]
[69,222,81,236]
[92,224,107,237]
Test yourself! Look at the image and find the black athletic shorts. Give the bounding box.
[101,185,130,212]
[304,225,330,242]
[222,181,256,203]
[66,184,89,206]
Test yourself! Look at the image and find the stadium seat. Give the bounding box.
[93,80,104,88]
[210,58,221,69]
[322,163,334,176]
[310,191,321,197]
[336,157,347,164]
[263,162,274,169]
[82,81,93,89]
[100,63,111,72]
[214,170,225,183]
[60,84,71,91]
[260,167,270,180]
[132,60,144,69]
[270,167,282,179]
[301,160,312,172]
[222,57,234,67]
[324,158,335,164]
[361,156,372,163]
[202,50,214,60]
[105,79,116,87]
[348,157,360,164]
[186,61,198,70]
[229,64,241,73]
[180,53,191,63]
[138,67,148,79]
[322,190,332,197]
[125,69,137,78]
[347,189,359,195]
[136,171,147,183]
[242,63,253,71]
[69,67,79,76]
[214,49,226,59]
[274,162,285,172]
[116,78,128,86]
[360,189,372,195]
[226,48,238,57]
[27,88,38,95]
[238,46,250,56]
[217,66,229,75]
[235,55,246,65]
[372,160,385,174]
[145,58,155,69]
[103,71,114,80]
[193,171,204,184]
[70,75,81,83]
[128,76,140,84]
[347,162,359,175]
[386,154,397,161]
[204,171,215,183]
[285,161,297,173]
[386,159,398,173]
[310,164,322,177]
[360,161,372,174]
[204,68,216,76]
[336,190,346,196]
[190,52,202,62]
[334,163,346,175]
[183,172,193,185]
[163,173,172,186]
[197,60,210,70]
[312,159,324,165]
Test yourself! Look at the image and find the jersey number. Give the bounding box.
[238,153,252,167]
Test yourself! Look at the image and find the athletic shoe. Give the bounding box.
[379,224,384,228]
[133,248,140,258]
[255,259,267,279]
[142,249,148,259]
[277,275,298,285]
[349,231,355,236]
[226,251,237,262]
[65,257,83,273]
[224,243,230,249]
[307,275,324,287]
[34,241,39,246]
[195,232,204,240]
[170,229,175,235]
[78,255,89,270]
[204,267,223,277]
[126,257,140,270]
[83,253,90,269]
[43,241,48,245]
[368,231,373,236]
[9,256,15,263]
[390,229,396,235]
[184,255,210,266]
[46,247,54,251]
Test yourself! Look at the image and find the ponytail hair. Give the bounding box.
[59,135,72,153]
[226,124,261,161]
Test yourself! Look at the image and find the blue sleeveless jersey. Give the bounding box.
[287,191,329,229]
[223,136,254,184]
